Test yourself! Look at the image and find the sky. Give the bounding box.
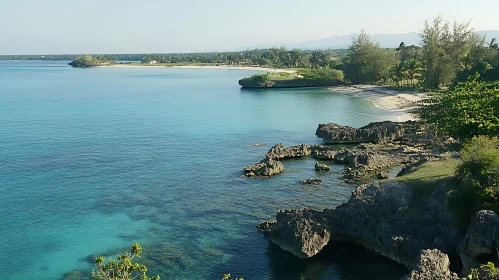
[0,0,498,54]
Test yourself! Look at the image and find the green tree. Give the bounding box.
[92,243,160,280]
[420,16,477,90]
[342,30,395,84]
[309,51,329,69]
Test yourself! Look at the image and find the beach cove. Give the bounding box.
[1,60,416,280]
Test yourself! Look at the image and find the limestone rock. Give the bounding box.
[311,145,338,160]
[458,210,499,275]
[377,171,389,179]
[316,121,411,144]
[315,162,331,171]
[266,143,311,160]
[259,182,459,270]
[244,157,284,177]
[258,209,330,258]
[402,249,459,280]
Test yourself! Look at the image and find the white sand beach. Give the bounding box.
[172,65,297,73]
[331,85,428,122]
[105,64,296,73]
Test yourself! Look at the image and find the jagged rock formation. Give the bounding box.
[315,121,414,144]
[257,209,330,258]
[266,143,311,160]
[402,249,459,280]
[315,162,331,171]
[244,157,284,177]
[311,145,338,160]
[258,181,460,269]
[457,210,499,275]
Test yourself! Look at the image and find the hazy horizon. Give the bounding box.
[1,0,499,55]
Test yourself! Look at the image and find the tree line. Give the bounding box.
[340,16,499,90]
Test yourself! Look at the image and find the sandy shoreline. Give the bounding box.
[104,64,296,73]
[331,85,427,122]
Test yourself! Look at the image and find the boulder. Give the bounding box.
[299,178,323,185]
[316,121,411,144]
[458,210,499,275]
[244,157,284,177]
[266,143,311,160]
[377,171,389,179]
[257,209,330,258]
[315,162,331,171]
[402,249,459,280]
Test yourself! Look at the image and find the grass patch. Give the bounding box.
[394,158,461,200]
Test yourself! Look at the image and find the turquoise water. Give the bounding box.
[0,61,406,280]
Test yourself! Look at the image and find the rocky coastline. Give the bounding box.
[246,121,499,279]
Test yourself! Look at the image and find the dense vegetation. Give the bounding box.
[2,48,348,68]
[68,55,113,68]
[243,68,344,85]
[418,75,499,142]
[339,16,499,90]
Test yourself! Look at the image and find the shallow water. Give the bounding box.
[0,60,407,280]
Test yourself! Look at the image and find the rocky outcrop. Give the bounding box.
[299,178,323,185]
[402,249,459,280]
[266,143,311,160]
[316,121,414,144]
[457,210,499,275]
[257,209,330,258]
[377,171,389,179]
[258,182,460,269]
[311,145,338,160]
[315,162,331,171]
[244,157,284,177]
[333,147,401,182]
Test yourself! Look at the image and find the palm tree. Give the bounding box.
[404,58,423,86]
[390,61,407,86]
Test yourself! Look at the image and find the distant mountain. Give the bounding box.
[248,30,499,50]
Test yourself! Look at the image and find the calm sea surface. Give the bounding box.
[0,61,407,280]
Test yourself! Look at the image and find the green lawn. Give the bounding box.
[394,158,461,200]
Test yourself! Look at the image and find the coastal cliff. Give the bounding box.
[238,78,342,88]
[252,121,499,279]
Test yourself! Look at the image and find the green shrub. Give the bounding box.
[455,136,499,214]
[298,68,344,82]
[418,74,499,142]
[245,73,270,84]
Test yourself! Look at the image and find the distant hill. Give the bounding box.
[250,30,499,50]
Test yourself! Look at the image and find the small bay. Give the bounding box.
[0,60,406,280]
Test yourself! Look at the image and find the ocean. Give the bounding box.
[0,60,407,280]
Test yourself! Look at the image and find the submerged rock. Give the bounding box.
[299,178,323,185]
[316,121,412,144]
[315,162,331,171]
[244,157,284,177]
[266,143,311,160]
[402,249,459,280]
